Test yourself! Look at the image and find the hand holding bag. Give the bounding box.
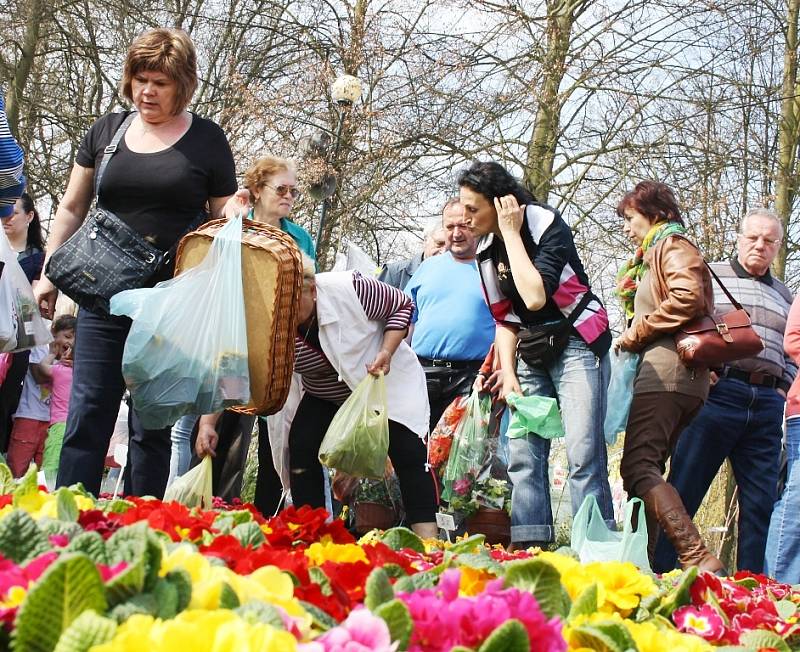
[675,261,764,368]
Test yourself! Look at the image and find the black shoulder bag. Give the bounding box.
[46,113,205,316]
[516,292,593,368]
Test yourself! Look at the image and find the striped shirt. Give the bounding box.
[0,93,24,213]
[711,259,797,386]
[294,271,413,402]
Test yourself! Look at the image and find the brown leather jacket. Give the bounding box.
[620,235,714,352]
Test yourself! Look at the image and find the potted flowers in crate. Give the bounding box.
[449,475,512,546]
[351,476,402,535]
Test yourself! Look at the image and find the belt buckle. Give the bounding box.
[435,359,452,368]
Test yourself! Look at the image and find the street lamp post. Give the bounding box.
[314,74,362,259]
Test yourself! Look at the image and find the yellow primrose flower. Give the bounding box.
[625,618,712,652]
[459,566,495,596]
[583,560,657,616]
[90,611,298,652]
[1,586,27,608]
[305,538,368,566]
[160,544,210,582]
[0,504,13,520]
[537,552,593,601]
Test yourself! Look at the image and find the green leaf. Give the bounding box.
[450,647,474,652]
[108,593,158,623]
[382,563,408,579]
[365,568,395,611]
[232,521,265,548]
[153,580,179,620]
[165,569,192,613]
[219,582,240,609]
[568,583,598,621]
[776,599,798,620]
[374,599,413,651]
[447,534,486,554]
[235,601,286,628]
[0,462,14,494]
[298,600,338,631]
[66,532,109,566]
[477,619,530,652]
[569,622,631,652]
[309,566,333,596]
[379,527,425,553]
[12,553,108,652]
[738,630,791,652]
[0,509,50,564]
[56,488,79,522]
[39,518,83,541]
[99,498,135,514]
[394,571,438,594]
[654,566,698,618]
[12,466,39,507]
[104,523,164,605]
[448,552,503,575]
[53,610,117,652]
[502,558,567,619]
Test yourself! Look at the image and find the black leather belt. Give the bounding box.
[721,366,780,389]
[418,357,482,370]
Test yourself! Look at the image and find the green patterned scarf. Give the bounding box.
[616,220,687,320]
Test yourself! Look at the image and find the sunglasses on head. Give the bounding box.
[263,183,301,199]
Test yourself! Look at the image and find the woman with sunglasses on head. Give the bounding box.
[169,156,315,514]
[459,160,614,552]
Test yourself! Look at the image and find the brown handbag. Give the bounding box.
[674,261,764,368]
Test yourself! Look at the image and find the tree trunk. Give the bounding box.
[774,0,800,278]
[6,0,46,138]
[524,0,584,201]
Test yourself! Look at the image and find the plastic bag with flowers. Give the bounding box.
[427,395,468,468]
[440,389,491,503]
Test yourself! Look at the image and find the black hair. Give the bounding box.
[456,161,537,206]
[52,314,76,334]
[19,193,45,251]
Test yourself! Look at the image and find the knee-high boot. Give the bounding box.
[642,482,726,574]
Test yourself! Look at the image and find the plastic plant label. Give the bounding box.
[436,511,457,531]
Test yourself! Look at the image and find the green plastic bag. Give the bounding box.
[504,392,564,439]
[441,389,491,503]
[571,494,652,573]
[163,455,213,508]
[318,373,389,479]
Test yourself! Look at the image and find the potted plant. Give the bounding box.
[450,477,512,546]
[351,476,401,534]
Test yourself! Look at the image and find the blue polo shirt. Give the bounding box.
[406,252,495,361]
[280,218,316,264]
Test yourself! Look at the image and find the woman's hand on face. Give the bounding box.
[34,278,58,320]
[366,349,392,377]
[499,371,522,402]
[223,189,251,221]
[195,423,219,458]
[493,195,525,237]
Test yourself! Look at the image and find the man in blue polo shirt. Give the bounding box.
[406,199,495,429]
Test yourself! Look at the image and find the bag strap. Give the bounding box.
[95,112,137,194]
[566,291,594,326]
[673,235,745,311]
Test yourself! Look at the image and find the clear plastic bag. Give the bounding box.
[0,229,51,352]
[604,352,640,445]
[110,216,250,429]
[504,392,564,440]
[318,373,389,479]
[163,455,213,508]
[441,389,491,503]
[571,494,652,573]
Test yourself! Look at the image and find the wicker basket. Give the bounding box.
[176,218,302,415]
[354,502,398,534]
[465,508,511,547]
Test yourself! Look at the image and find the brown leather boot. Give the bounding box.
[642,482,726,575]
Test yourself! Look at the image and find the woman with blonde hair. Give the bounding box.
[35,27,237,497]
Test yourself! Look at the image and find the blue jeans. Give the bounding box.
[653,377,785,573]
[765,417,800,583]
[167,415,198,487]
[508,337,614,542]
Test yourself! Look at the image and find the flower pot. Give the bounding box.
[354,501,396,534]
[465,507,511,547]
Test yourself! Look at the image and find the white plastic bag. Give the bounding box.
[163,455,213,508]
[0,229,51,352]
[110,216,250,429]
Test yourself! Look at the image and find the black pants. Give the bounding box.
[423,362,482,431]
[289,393,436,524]
[0,350,30,452]
[255,418,284,515]
[57,308,171,497]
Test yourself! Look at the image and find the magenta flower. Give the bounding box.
[397,569,565,652]
[299,608,398,652]
[452,478,472,496]
[673,604,727,642]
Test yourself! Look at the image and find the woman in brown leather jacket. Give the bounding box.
[615,180,725,574]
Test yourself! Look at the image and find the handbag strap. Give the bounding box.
[95,112,137,195]
[566,291,594,326]
[674,235,745,312]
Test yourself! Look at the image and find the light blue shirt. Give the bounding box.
[405,252,495,361]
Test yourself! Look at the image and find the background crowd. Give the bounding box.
[1,26,798,584]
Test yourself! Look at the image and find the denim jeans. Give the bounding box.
[57,308,171,498]
[765,417,800,583]
[167,415,198,487]
[508,337,614,543]
[653,377,785,573]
